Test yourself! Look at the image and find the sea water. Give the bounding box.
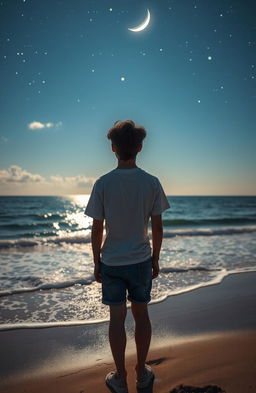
[0,195,256,329]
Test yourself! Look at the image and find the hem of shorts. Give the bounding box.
[128,297,151,304]
[102,299,126,306]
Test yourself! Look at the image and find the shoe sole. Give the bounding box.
[105,380,128,393]
[136,373,155,389]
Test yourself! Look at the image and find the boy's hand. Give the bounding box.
[94,262,102,283]
[152,258,159,279]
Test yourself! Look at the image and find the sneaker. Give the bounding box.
[136,365,155,389]
[105,371,128,393]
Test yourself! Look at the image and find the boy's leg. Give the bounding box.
[109,303,128,384]
[131,302,152,378]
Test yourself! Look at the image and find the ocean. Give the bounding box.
[0,195,256,330]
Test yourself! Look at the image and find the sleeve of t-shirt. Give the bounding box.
[84,179,105,220]
[151,178,170,216]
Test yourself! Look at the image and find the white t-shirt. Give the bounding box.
[85,167,170,266]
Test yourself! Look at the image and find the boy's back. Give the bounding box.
[85,167,169,266]
[85,120,170,392]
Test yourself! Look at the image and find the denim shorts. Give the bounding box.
[101,258,153,306]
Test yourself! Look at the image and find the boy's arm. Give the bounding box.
[150,214,163,279]
[91,218,104,282]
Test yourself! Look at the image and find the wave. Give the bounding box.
[0,266,222,298]
[0,213,64,220]
[163,226,256,237]
[0,276,94,297]
[162,217,256,227]
[0,222,56,230]
[0,239,41,248]
[0,226,256,249]
[160,266,222,273]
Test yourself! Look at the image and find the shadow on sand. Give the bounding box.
[169,385,226,393]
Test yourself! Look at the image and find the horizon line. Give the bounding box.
[0,194,255,197]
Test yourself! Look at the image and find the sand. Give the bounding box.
[1,271,256,393]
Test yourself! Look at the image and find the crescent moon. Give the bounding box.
[128,9,151,32]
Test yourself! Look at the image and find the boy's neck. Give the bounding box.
[116,159,138,169]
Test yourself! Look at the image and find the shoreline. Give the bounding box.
[1,270,256,392]
[1,268,256,332]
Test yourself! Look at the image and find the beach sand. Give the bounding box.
[1,271,256,393]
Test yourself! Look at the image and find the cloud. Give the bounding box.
[28,121,62,130]
[0,165,45,183]
[50,175,94,188]
[0,165,95,195]
[0,136,8,143]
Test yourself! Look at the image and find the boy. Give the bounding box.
[85,120,170,393]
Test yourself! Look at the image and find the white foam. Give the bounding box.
[0,277,94,297]
[1,269,256,331]
[1,226,256,249]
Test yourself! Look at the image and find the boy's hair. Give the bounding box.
[107,120,146,161]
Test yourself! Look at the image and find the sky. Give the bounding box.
[0,0,255,195]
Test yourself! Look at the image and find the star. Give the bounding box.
[208,56,212,60]
[121,77,125,81]
[109,8,113,12]
[197,99,201,103]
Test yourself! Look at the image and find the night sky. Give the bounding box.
[0,0,255,195]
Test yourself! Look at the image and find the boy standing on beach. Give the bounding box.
[85,120,170,393]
